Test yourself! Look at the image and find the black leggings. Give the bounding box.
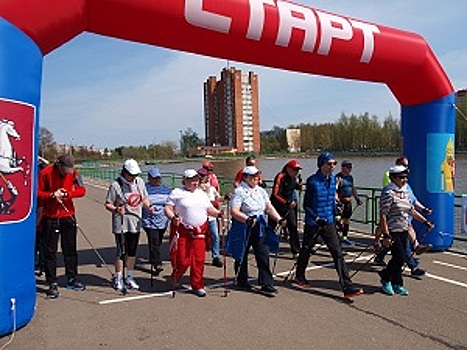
[114,232,140,258]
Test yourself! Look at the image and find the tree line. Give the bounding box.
[39,110,466,162]
[261,111,467,153]
[261,112,401,153]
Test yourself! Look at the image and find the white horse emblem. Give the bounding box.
[0,119,24,174]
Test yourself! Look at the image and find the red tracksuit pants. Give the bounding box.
[171,231,206,290]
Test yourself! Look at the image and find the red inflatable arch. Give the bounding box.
[1,0,453,104]
[0,0,456,336]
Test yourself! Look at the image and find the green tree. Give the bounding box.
[180,128,203,156]
[39,127,58,161]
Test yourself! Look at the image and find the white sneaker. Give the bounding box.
[113,278,125,293]
[192,288,207,297]
[125,276,140,290]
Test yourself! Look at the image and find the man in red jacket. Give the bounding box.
[37,154,86,299]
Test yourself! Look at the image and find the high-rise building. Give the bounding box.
[204,67,260,153]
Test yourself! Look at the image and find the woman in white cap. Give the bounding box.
[377,165,433,296]
[105,159,154,293]
[165,169,223,297]
[228,166,286,295]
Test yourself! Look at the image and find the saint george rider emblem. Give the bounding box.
[0,98,34,223]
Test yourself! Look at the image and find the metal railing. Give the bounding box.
[80,167,465,242]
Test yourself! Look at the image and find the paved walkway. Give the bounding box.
[1,180,467,350]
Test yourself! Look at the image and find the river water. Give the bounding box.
[141,154,466,249]
[145,154,466,196]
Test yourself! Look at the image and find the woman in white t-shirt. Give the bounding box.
[165,169,223,297]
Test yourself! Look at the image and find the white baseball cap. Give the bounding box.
[243,166,260,176]
[389,165,409,175]
[183,169,199,179]
[123,159,141,175]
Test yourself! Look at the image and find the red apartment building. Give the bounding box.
[204,67,260,154]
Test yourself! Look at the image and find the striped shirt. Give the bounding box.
[379,183,413,232]
[142,183,172,229]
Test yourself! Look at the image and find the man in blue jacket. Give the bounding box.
[294,152,364,299]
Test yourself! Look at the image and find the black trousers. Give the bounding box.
[235,224,273,287]
[296,223,353,291]
[379,231,409,286]
[42,216,78,284]
[268,206,300,255]
[143,227,166,267]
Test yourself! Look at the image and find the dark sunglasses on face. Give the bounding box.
[344,164,352,168]
[396,175,408,180]
[327,161,337,166]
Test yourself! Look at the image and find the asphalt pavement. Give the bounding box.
[1,179,466,350]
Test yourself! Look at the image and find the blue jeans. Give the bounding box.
[405,238,417,270]
[377,237,417,270]
[209,219,220,259]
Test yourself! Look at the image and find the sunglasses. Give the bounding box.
[327,161,338,166]
[344,164,352,168]
[396,175,408,179]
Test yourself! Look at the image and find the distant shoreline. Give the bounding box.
[77,151,466,167]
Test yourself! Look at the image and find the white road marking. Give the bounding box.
[99,290,177,305]
[424,273,467,288]
[443,251,467,259]
[433,260,467,272]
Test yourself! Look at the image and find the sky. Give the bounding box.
[40,0,467,149]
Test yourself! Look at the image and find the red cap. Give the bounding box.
[202,161,214,170]
[286,160,302,170]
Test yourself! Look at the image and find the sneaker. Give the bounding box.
[393,285,409,296]
[66,278,86,291]
[341,237,355,247]
[113,277,125,293]
[46,283,59,299]
[293,277,312,288]
[343,286,364,298]
[192,288,207,297]
[411,268,425,277]
[380,279,394,295]
[212,257,223,268]
[125,276,140,290]
[260,285,277,294]
[415,244,432,255]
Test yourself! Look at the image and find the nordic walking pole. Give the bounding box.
[58,200,114,279]
[221,199,231,297]
[169,215,180,298]
[349,252,377,279]
[272,225,285,276]
[234,216,256,285]
[283,242,323,282]
[284,228,323,282]
[347,243,374,267]
[403,222,433,272]
[119,210,127,295]
[272,210,290,276]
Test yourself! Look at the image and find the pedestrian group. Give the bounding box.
[37,152,433,299]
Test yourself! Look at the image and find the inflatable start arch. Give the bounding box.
[0,0,455,335]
